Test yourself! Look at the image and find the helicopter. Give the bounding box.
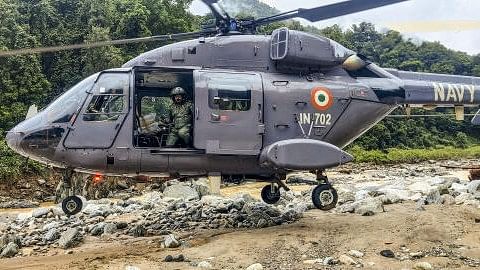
[4,0,480,215]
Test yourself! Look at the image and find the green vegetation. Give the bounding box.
[349,145,480,164]
[0,0,479,181]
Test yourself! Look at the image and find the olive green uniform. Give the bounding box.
[166,101,193,147]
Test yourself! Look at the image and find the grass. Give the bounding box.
[349,145,480,164]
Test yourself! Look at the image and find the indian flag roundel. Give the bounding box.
[310,87,333,111]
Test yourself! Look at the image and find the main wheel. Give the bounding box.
[61,195,83,216]
[261,184,281,204]
[312,185,338,211]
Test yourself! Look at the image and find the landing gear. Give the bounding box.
[311,170,338,211]
[61,195,83,216]
[261,184,281,204]
[57,168,85,216]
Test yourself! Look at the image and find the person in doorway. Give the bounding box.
[165,87,193,147]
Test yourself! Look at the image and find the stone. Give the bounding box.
[58,228,82,249]
[131,225,146,237]
[0,234,21,250]
[172,254,185,262]
[164,255,174,262]
[348,250,364,258]
[441,194,455,205]
[197,261,213,268]
[451,183,468,194]
[379,189,410,204]
[380,250,395,258]
[125,266,140,270]
[425,189,442,204]
[246,263,263,270]
[413,262,433,270]
[90,222,106,236]
[467,180,480,195]
[163,184,199,201]
[338,254,356,265]
[0,242,18,258]
[103,223,117,234]
[455,193,475,204]
[164,234,180,248]
[37,179,47,185]
[43,228,60,242]
[32,208,51,218]
[354,198,384,216]
[354,190,371,201]
[303,259,322,264]
[323,257,336,265]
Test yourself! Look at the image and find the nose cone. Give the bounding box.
[5,131,21,153]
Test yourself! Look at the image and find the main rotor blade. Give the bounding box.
[0,31,210,57]
[200,0,229,21]
[255,0,410,25]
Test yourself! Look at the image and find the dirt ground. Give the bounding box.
[1,202,479,270]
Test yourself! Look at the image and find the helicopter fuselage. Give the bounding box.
[6,29,480,178]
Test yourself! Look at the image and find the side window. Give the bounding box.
[83,73,129,121]
[207,75,252,111]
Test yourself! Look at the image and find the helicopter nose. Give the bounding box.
[5,130,21,153]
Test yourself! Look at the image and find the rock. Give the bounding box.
[197,261,213,268]
[414,262,433,270]
[354,190,371,201]
[103,223,117,234]
[409,252,424,258]
[163,184,199,201]
[90,222,106,236]
[354,198,384,216]
[425,189,442,204]
[125,266,141,270]
[164,234,180,248]
[58,228,82,249]
[408,182,434,194]
[379,189,410,204]
[172,254,185,262]
[323,257,336,265]
[338,254,356,265]
[0,199,39,209]
[0,234,21,250]
[303,259,322,264]
[246,263,263,270]
[31,208,51,218]
[455,193,475,204]
[380,250,395,258]
[467,180,480,195]
[43,228,60,242]
[37,179,47,185]
[441,194,455,205]
[348,250,364,258]
[193,178,211,197]
[164,255,174,262]
[131,225,146,237]
[451,183,468,194]
[0,242,18,258]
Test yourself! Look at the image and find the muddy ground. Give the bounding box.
[1,196,479,269]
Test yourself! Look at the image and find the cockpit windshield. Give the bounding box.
[45,73,98,123]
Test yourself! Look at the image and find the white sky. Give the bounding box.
[190,0,480,55]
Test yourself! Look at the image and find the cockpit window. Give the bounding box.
[45,73,97,123]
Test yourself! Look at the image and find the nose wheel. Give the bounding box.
[61,195,84,216]
[261,184,281,204]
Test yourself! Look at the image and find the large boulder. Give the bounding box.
[467,180,480,197]
[354,198,384,216]
[43,228,60,242]
[0,242,18,258]
[450,183,468,194]
[163,184,199,201]
[163,234,180,248]
[58,228,83,249]
[378,188,410,204]
[32,208,51,218]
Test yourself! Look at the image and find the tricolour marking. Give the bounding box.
[310,87,334,111]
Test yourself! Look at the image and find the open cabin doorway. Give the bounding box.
[133,68,195,150]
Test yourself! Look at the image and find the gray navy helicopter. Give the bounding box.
[5,0,480,215]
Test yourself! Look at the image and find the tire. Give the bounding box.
[61,195,83,216]
[261,184,281,204]
[312,185,338,211]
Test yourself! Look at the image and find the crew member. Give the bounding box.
[165,87,192,147]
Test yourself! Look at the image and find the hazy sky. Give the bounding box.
[190,0,480,55]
